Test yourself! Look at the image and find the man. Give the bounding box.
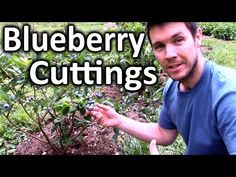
[87,22,236,155]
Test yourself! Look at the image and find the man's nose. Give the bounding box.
[165,45,177,59]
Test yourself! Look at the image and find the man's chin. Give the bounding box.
[169,74,185,81]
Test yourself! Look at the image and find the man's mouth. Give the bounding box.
[167,63,183,72]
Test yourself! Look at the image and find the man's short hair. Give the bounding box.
[146,22,199,43]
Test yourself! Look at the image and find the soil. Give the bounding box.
[14,85,146,155]
[14,122,122,155]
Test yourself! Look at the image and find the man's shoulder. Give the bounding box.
[208,60,236,104]
[209,61,236,87]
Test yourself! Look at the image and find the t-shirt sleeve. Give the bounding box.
[217,93,236,155]
[158,78,176,130]
[158,104,176,130]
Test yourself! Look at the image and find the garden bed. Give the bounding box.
[14,85,147,155]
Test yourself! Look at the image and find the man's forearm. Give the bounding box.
[115,114,176,146]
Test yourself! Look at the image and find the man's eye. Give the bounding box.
[154,44,164,51]
[174,38,184,44]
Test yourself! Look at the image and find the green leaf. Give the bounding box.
[61,106,70,115]
[65,138,73,145]
[113,102,122,112]
[84,115,91,121]
[53,119,61,125]
[54,105,63,112]
[0,138,4,147]
[112,127,119,143]
[69,106,77,114]
[102,100,114,107]
[0,90,9,102]
[79,108,86,116]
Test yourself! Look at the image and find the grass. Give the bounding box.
[0,102,39,154]
[120,134,149,155]
[202,35,236,69]
[0,117,28,155]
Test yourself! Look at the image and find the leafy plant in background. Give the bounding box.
[121,134,149,155]
[200,22,236,40]
[0,49,118,154]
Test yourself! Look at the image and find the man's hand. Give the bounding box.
[86,103,121,127]
[149,139,159,155]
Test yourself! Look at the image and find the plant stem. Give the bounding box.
[36,112,61,153]
[54,85,72,102]
[3,109,48,144]
[0,68,11,79]
[67,112,75,136]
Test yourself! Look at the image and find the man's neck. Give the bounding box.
[179,53,206,92]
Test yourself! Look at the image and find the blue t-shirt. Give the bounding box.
[158,60,236,155]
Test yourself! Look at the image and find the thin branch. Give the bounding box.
[62,116,96,154]
[67,112,75,136]
[72,118,96,141]
[19,101,38,124]
[40,88,48,100]
[3,109,48,144]
[8,86,38,124]
[36,112,60,153]
[0,68,11,79]
[54,85,72,102]
[47,111,62,137]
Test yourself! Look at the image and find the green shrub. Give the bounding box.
[200,22,236,40]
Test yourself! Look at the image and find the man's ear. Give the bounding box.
[195,27,202,48]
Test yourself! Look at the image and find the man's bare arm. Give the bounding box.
[88,103,178,146]
[116,114,178,145]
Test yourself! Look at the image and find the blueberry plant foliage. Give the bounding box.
[0,49,116,154]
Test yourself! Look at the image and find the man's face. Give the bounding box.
[149,22,202,81]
